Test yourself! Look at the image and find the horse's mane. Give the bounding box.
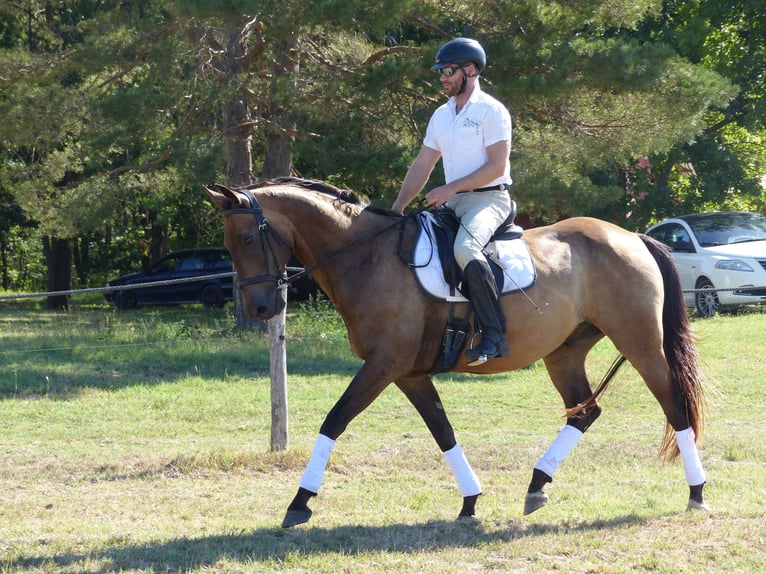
[249,177,397,217]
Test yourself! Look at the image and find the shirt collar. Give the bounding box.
[447,80,483,113]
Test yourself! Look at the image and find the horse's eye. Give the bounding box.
[243,234,256,246]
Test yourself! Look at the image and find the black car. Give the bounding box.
[105,248,235,310]
[105,248,320,310]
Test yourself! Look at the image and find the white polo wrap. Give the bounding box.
[299,434,336,493]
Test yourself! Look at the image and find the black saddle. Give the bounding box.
[427,200,524,296]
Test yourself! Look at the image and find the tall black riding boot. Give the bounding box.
[463,259,509,366]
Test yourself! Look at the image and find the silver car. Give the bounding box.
[645,212,766,317]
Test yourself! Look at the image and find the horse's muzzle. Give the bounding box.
[243,286,286,320]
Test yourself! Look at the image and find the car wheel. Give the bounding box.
[695,278,720,318]
[201,284,225,308]
[116,291,138,310]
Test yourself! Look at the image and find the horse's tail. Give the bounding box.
[638,233,706,460]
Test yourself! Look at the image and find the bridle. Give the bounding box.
[220,187,299,291]
[220,186,408,293]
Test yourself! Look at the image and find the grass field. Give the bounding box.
[0,298,764,573]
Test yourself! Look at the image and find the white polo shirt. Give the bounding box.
[423,83,513,187]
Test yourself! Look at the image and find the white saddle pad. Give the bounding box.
[411,212,536,302]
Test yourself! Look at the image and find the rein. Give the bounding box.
[221,188,409,291]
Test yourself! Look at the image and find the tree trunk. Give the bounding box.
[149,212,168,264]
[72,236,89,288]
[0,233,8,290]
[262,109,295,178]
[262,37,298,179]
[221,21,261,331]
[43,236,72,310]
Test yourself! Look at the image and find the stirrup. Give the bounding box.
[465,338,508,366]
[467,353,490,367]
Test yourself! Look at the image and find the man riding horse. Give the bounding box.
[392,38,513,366]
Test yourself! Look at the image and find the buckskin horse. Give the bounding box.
[205,177,709,528]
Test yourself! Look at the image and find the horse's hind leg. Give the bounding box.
[525,326,605,515]
[396,374,482,519]
[626,352,709,511]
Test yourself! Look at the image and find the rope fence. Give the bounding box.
[0,272,764,302]
[0,267,304,302]
[0,272,237,302]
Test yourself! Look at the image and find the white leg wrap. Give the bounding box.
[299,434,336,493]
[443,444,482,497]
[534,425,584,478]
[676,428,706,486]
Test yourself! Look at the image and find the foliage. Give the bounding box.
[603,0,766,228]
[0,0,764,291]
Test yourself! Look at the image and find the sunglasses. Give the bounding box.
[439,66,462,78]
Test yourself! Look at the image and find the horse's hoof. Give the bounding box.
[281,508,312,528]
[686,499,711,513]
[459,493,480,518]
[524,490,548,515]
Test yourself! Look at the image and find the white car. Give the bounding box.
[645,211,766,317]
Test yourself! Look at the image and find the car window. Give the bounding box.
[152,257,178,272]
[665,225,693,251]
[695,227,729,246]
[648,223,693,252]
[686,213,766,246]
[204,252,233,270]
[178,257,204,271]
[646,225,668,243]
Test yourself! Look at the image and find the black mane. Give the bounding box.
[254,177,362,204]
[251,177,398,217]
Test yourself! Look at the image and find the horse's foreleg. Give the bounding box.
[282,434,334,527]
[282,363,391,528]
[396,375,481,519]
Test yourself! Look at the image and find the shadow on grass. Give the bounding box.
[0,336,362,399]
[0,302,363,398]
[8,514,646,571]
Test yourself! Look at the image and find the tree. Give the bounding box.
[1,0,762,302]
[598,0,766,228]
[0,186,34,290]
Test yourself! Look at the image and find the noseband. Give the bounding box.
[220,187,299,290]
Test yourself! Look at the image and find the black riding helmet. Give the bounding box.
[431,38,486,95]
[431,38,487,73]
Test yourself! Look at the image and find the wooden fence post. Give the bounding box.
[268,285,289,451]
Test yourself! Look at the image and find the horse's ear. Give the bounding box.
[204,183,238,211]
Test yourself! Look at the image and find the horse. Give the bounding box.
[205,177,709,528]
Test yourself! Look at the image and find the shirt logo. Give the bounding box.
[463,117,480,135]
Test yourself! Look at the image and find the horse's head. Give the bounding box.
[205,183,292,320]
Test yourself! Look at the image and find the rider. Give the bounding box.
[392,38,514,366]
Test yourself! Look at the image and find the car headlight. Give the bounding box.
[715,259,754,272]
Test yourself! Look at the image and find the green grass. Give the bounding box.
[0,299,765,573]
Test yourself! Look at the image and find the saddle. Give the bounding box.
[400,202,535,373]
[428,201,524,296]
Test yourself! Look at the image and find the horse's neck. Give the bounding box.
[270,193,389,271]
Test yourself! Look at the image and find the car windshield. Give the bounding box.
[684,213,766,247]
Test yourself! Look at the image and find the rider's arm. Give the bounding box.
[423,139,510,207]
[392,146,441,215]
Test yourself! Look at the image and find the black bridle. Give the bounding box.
[220,187,300,290]
[220,186,409,293]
